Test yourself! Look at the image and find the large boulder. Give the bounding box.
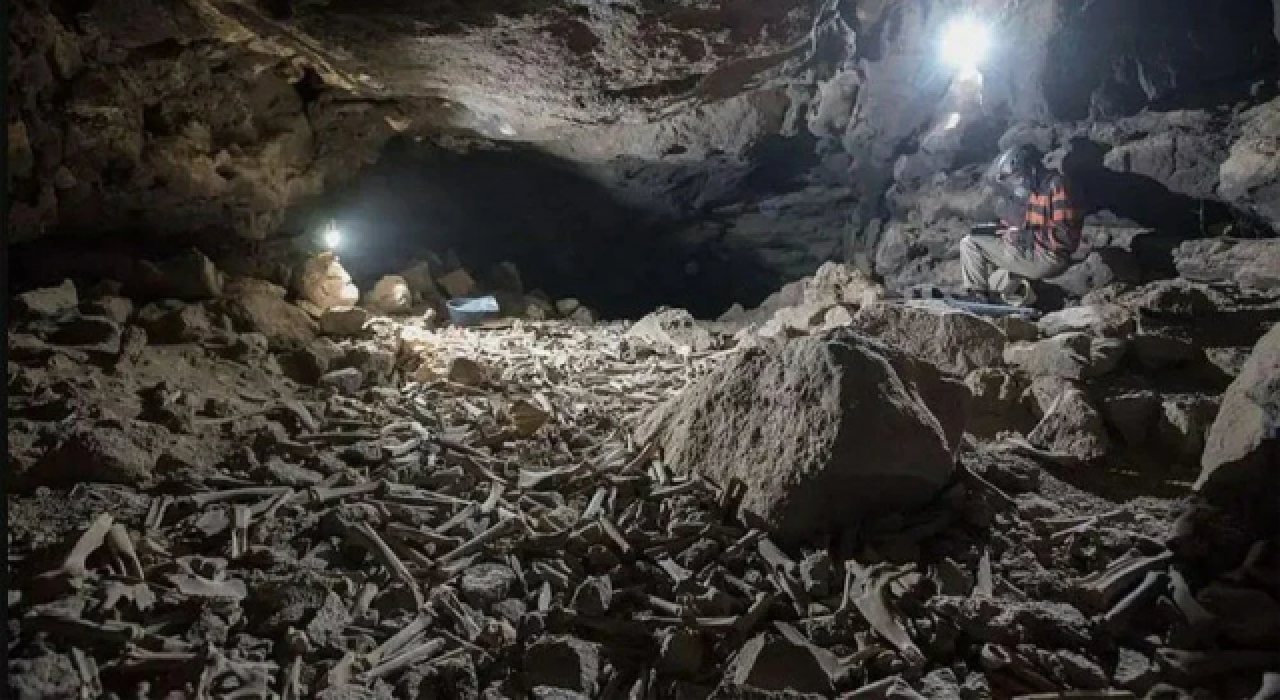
[851,301,1005,376]
[218,292,318,350]
[297,253,359,311]
[362,275,412,314]
[639,330,962,541]
[1219,98,1280,230]
[1038,305,1136,339]
[1195,324,1280,513]
[1173,239,1280,291]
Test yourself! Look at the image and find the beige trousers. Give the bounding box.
[960,233,1070,292]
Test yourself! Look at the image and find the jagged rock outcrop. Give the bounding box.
[1196,323,1280,520]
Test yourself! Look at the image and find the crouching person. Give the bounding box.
[961,144,1082,306]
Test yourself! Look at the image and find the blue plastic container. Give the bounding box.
[447,296,500,326]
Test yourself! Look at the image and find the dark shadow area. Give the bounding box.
[299,135,821,319]
[1062,138,1236,276]
[1042,0,1277,121]
[7,134,824,320]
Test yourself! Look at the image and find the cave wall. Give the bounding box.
[8,0,1280,316]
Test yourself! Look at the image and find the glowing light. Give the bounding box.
[940,17,991,71]
[322,223,343,251]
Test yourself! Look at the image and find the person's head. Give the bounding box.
[994,143,1043,198]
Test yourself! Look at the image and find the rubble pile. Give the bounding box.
[8,253,1280,699]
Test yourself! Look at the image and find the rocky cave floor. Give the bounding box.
[6,252,1280,700]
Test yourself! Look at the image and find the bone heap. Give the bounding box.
[7,250,1280,699]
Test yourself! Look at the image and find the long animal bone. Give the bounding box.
[39,513,114,585]
[183,488,291,509]
[357,638,446,683]
[106,524,145,580]
[341,519,426,610]
[842,561,925,668]
[1075,549,1173,613]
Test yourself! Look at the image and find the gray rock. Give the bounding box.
[26,423,158,490]
[218,291,318,350]
[1196,323,1280,505]
[1038,305,1136,338]
[729,633,834,695]
[658,628,704,676]
[136,249,224,300]
[852,301,1006,376]
[965,368,1037,440]
[7,652,81,700]
[1173,239,1280,291]
[460,563,517,608]
[640,329,958,541]
[48,315,121,350]
[320,307,371,337]
[524,636,601,695]
[297,253,359,311]
[136,303,213,344]
[1004,333,1126,380]
[82,295,134,324]
[625,308,715,354]
[1157,395,1220,465]
[306,592,354,650]
[1028,388,1112,462]
[1131,279,1225,316]
[16,279,78,317]
[438,268,478,299]
[1101,391,1161,446]
[319,368,363,394]
[1130,332,1202,372]
[363,276,412,314]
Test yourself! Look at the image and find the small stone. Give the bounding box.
[319,368,363,394]
[438,268,478,298]
[524,636,602,695]
[569,306,596,324]
[1038,305,1136,338]
[658,628,704,675]
[136,303,213,344]
[307,592,353,650]
[82,296,133,324]
[48,315,121,349]
[281,338,345,384]
[448,357,489,386]
[510,399,550,437]
[137,249,225,300]
[16,280,77,318]
[1157,395,1220,465]
[340,344,397,385]
[555,298,581,316]
[363,276,412,314]
[626,308,715,355]
[320,307,371,337]
[1101,391,1161,446]
[1004,332,1126,380]
[1113,647,1156,693]
[1028,387,1111,462]
[1130,332,1202,372]
[569,576,611,617]
[731,633,833,695]
[460,563,517,608]
[25,423,157,490]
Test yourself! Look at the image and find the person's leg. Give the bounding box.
[960,234,1000,292]
[963,234,1070,288]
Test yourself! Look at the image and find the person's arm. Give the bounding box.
[1049,176,1082,250]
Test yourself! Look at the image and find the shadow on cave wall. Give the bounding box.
[1063,138,1235,276]
[314,134,818,319]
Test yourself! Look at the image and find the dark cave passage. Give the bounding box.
[303,136,819,320]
